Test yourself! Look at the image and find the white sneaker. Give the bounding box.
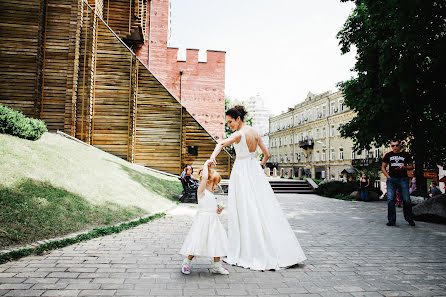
[211,261,229,275]
[182,259,191,275]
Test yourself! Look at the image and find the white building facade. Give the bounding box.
[269,91,384,180]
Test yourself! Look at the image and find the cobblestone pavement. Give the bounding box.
[1,194,446,297]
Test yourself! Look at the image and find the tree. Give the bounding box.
[337,0,446,193]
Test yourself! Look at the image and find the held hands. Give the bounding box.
[209,155,217,166]
[205,159,214,168]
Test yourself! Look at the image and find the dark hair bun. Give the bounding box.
[234,105,247,117]
[226,105,248,121]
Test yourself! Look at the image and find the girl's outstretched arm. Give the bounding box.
[197,160,212,196]
[210,131,241,165]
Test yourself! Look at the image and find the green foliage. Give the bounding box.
[353,162,381,182]
[0,179,147,249]
[0,104,47,140]
[316,180,358,198]
[334,194,355,201]
[337,0,446,193]
[0,213,165,264]
[312,178,323,185]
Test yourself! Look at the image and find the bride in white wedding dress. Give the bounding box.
[210,106,306,271]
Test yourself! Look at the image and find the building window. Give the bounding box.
[322,105,327,117]
[339,148,344,160]
[316,151,320,162]
[296,153,300,163]
[316,129,320,139]
[374,148,380,158]
[330,101,335,114]
[290,135,293,144]
[301,113,304,123]
[295,134,298,143]
[339,99,344,112]
[301,133,304,141]
[330,125,335,137]
[330,148,335,161]
[279,138,282,146]
[322,150,326,161]
[308,110,312,122]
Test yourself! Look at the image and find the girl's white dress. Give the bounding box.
[180,189,228,257]
[226,130,307,270]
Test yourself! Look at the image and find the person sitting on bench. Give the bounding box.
[179,165,199,203]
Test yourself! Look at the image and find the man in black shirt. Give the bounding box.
[382,140,416,227]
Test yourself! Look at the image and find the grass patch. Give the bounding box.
[118,163,182,201]
[0,179,146,249]
[0,212,165,264]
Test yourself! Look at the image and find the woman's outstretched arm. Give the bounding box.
[258,137,270,167]
[210,131,241,165]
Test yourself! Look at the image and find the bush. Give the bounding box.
[315,180,358,198]
[0,104,47,140]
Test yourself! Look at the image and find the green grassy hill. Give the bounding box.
[0,132,181,250]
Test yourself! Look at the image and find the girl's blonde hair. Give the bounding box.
[201,169,221,185]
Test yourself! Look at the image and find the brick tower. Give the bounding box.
[135,0,226,139]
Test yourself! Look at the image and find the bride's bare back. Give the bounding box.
[238,126,259,153]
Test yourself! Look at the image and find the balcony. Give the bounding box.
[352,157,382,167]
[299,138,314,149]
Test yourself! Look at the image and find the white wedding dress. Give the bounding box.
[225,130,306,270]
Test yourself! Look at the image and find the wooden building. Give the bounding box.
[0,0,232,177]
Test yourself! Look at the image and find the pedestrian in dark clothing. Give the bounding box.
[381,140,416,227]
[359,173,370,201]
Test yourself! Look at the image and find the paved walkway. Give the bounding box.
[1,194,446,297]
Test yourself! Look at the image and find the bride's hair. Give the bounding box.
[200,168,221,185]
[226,105,247,121]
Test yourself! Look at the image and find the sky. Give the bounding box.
[169,0,357,115]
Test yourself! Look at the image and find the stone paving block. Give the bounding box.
[31,283,68,290]
[40,290,80,296]
[4,290,45,296]
[351,292,384,297]
[78,289,117,296]
[0,285,32,291]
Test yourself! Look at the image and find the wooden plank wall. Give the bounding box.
[182,113,232,178]
[40,0,74,131]
[102,0,132,38]
[0,0,41,116]
[91,20,132,159]
[76,4,95,142]
[135,60,182,173]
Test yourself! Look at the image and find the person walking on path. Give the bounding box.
[359,173,370,201]
[381,140,416,227]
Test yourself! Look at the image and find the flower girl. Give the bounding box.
[180,159,229,275]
